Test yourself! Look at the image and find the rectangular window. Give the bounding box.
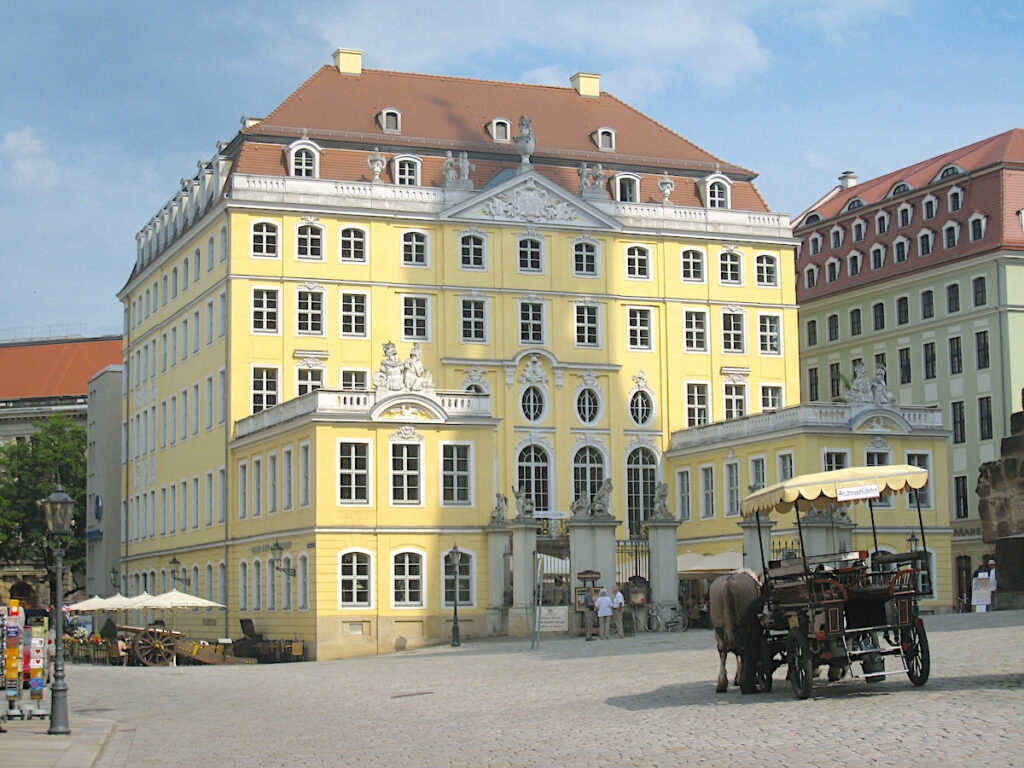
[181,319,189,360]
[949,336,962,375]
[206,301,214,344]
[574,241,597,276]
[829,362,841,399]
[461,299,487,342]
[252,368,278,413]
[979,396,993,440]
[218,369,226,424]
[921,290,934,319]
[402,296,429,340]
[460,235,485,270]
[339,553,370,607]
[297,290,324,334]
[677,470,691,522]
[947,284,960,313]
[391,443,421,504]
[827,314,839,341]
[808,367,819,401]
[919,232,932,256]
[218,468,226,523]
[719,253,741,284]
[442,444,471,504]
[872,302,885,331]
[680,310,706,352]
[205,472,214,526]
[402,232,428,266]
[191,383,200,435]
[218,293,226,337]
[750,457,766,491]
[340,293,367,337]
[205,376,213,429]
[519,302,544,345]
[282,447,293,510]
[518,239,542,272]
[686,383,709,426]
[575,305,599,347]
[761,385,782,411]
[681,250,704,282]
[896,297,909,325]
[297,368,323,396]
[393,553,423,607]
[952,401,965,444]
[299,443,310,506]
[758,315,781,355]
[700,467,715,519]
[849,308,862,336]
[824,451,848,472]
[340,228,366,262]
[907,453,931,507]
[626,246,650,279]
[973,276,987,307]
[724,384,746,420]
[724,462,740,517]
[238,463,248,519]
[975,331,990,369]
[899,347,912,384]
[722,312,744,352]
[628,308,652,350]
[806,319,817,347]
[954,476,969,520]
[923,342,936,379]
[192,310,200,352]
[777,452,794,482]
[180,388,188,441]
[340,370,368,390]
[338,442,369,503]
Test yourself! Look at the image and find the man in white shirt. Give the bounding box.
[611,584,626,638]
[595,589,614,639]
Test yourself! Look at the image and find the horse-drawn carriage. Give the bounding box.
[718,465,932,700]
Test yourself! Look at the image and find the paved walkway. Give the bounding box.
[1,717,113,768]
[7,610,1024,767]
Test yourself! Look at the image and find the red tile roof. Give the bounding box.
[0,336,122,401]
[802,129,1024,222]
[245,67,747,172]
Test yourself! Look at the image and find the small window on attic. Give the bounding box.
[593,128,616,152]
[488,119,511,143]
[379,109,402,134]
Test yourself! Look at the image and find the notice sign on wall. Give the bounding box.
[836,484,880,502]
[538,606,569,632]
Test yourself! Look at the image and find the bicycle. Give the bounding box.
[641,604,690,632]
[954,594,971,613]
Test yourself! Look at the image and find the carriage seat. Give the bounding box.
[871,550,927,567]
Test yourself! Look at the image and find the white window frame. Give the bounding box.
[829,225,844,249]
[441,547,477,608]
[626,306,654,351]
[847,250,862,277]
[624,244,651,280]
[379,108,402,133]
[921,195,938,220]
[338,548,374,609]
[287,139,321,178]
[875,211,890,235]
[296,288,325,336]
[777,451,794,482]
[339,226,369,264]
[892,236,910,263]
[440,441,474,507]
[947,185,964,213]
[680,249,706,283]
[757,313,782,356]
[917,229,934,257]
[339,290,370,338]
[804,264,819,289]
[391,548,426,609]
[573,302,601,349]
[825,257,841,283]
[676,469,691,522]
[870,245,885,270]
[721,310,745,354]
[516,234,545,274]
[896,202,914,229]
[460,296,489,343]
[683,308,708,353]
[851,217,866,241]
[487,118,511,143]
[298,440,311,508]
[685,381,711,427]
[281,447,293,511]
[518,299,546,346]
[968,212,987,242]
[723,383,747,421]
[296,366,324,396]
[251,286,280,335]
[251,220,279,259]
[760,384,784,412]
[719,251,742,285]
[755,254,778,286]
[613,173,640,202]
[401,229,430,268]
[905,451,933,509]
[458,230,488,271]
[699,464,715,519]
[295,221,325,262]
[389,440,423,507]
[943,221,960,249]
[401,294,431,342]
[251,365,279,414]
[572,237,600,278]
[594,127,616,152]
[724,460,740,517]
[393,155,420,185]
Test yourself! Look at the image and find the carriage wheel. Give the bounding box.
[133,628,176,666]
[902,623,930,686]
[787,629,813,700]
[740,633,773,694]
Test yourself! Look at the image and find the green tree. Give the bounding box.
[0,415,87,593]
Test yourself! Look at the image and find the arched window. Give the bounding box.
[298,554,309,609]
[394,156,419,185]
[488,119,511,142]
[293,148,315,177]
[205,564,214,603]
[339,551,371,607]
[402,231,428,266]
[629,390,654,426]
[517,445,550,512]
[573,446,605,504]
[340,227,367,263]
[595,128,616,151]
[460,234,485,270]
[267,559,277,610]
[576,388,599,424]
[521,386,545,422]
[708,181,728,208]
[218,562,226,606]
[573,240,598,276]
[282,556,293,610]
[297,224,323,260]
[626,448,657,536]
[380,109,402,133]
[239,561,248,610]
[625,245,649,278]
[443,550,473,607]
[252,222,278,258]
[393,551,423,607]
[615,175,638,202]
[518,238,543,272]
[252,560,262,610]
[719,251,741,284]
[755,255,777,286]
[681,249,705,282]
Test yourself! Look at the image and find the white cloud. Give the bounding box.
[784,0,913,44]
[2,127,58,190]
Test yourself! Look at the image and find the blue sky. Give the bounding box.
[1,0,1021,338]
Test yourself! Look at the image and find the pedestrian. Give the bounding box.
[611,584,626,638]
[595,588,613,640]
[581,588,596,641]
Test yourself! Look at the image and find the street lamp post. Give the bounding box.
[448,545,462,647]
[169,556,190,588]
[109,566,120,590]
[907,532,919,550]
[43,483,75,736]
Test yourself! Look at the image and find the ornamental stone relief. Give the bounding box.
[482,178,580,223]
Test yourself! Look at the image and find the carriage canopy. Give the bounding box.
[740,464,929,517]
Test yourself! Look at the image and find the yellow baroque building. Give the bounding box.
[663,378,954,608]
[117,48,802,658]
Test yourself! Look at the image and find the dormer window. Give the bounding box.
[851,218,865,242]
[487,118,511,143]
[286,139,321,178]
[897,203,913,228]
[948,186,963,212]
[875,211,890,235]
[830,226,844,249]
[889,182,911,197]
[846,198,865,212]
[802,213,821,227]
[697,174,732,209]
[938,165,962,181]
[392,155,421,186]
[969,213,987,241]
[808,234,822,256]
[593,127,616,152]
[378,108,402,134]
[613,173,640,202]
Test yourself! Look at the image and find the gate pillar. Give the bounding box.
[646,518,680,610]
[508,517,540,636]
[739,514,777,574]
[486,521,510,636]
[567,514,619,632]
[798,506,857,558]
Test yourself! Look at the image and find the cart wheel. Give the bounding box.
[741,633,773,694]
[133,628,175,667]
[902,623,930,686]
[787,629,813,700]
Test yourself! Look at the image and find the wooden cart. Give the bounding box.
[118,625,257,666]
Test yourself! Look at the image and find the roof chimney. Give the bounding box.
[240,116,263,129]
[838,170,858,190]
[570,72,601,98]
[333,47,363,76]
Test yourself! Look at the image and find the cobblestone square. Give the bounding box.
[71,611,1023,768]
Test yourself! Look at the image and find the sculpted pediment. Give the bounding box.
[849,409,911,434]
[440,171,618,230]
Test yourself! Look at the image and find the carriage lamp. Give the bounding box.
[449,544,463,647]
[270,541,296,576]
[42,483,74,735]
[109,566,120,589]
[169,555,191,586]
[907,532,919,551]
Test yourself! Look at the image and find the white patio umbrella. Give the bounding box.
[68,595,111,611]
[136,589,225,609]
[105,591,152,610]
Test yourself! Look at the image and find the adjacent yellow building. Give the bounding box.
[118,48,805,658]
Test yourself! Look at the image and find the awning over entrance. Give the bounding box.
[677,550,742,574]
